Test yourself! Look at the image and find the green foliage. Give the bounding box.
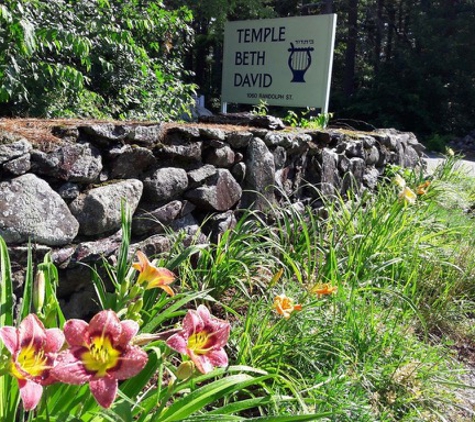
[251,100,268,116]
[0,0,196,120]
[284,108,333,130]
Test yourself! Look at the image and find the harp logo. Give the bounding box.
[288,43,315,83]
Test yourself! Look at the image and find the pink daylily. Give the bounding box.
[166,305,230,374]
[0,314,64,411]
[51,310,148,408]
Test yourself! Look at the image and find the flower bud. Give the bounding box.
[120,278,130,297]
[33,270,46,312]
[130,298,143,314]
[129,284,144,299]
[176,361,195,380]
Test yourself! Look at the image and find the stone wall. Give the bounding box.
[0,115,424,318]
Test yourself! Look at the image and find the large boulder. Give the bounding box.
[69,179,143,236]
[0,174,79,245]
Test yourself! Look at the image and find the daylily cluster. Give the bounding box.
[393,174,431,204]
[0,251,231,412]
[272,283,338,319]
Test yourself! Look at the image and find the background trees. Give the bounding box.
[0,0,474,141]
[173,0,475,141]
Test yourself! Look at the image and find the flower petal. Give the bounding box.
[109,346,148,380]
[89,377,118,408]
[207,348,229,368]
[166,332,188,355]
[132,250,147,272]
[45,328,65,353]
[63,319,89,347]
[182,309,203,336]
[157,284,175,296]
[208,324,231,349]
[88,310,122,343]
[196,305,211,324]
[51,349,91,384]
[19,314,46,348]
[0,326,19,354]
[189,351,214,374]
[143,267,176,288]
[118,320,139,346]
[18,378,43,411]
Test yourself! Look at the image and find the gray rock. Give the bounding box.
[365,146,380,166]
[124,125,163,146]
[345,140,365,158]
[204,144,235,167]
[231,162,246,184]
[131,234,171,258]
[0,174,79,245]
[227,131,253,149]
[363,167,380,189]
[143,167,188,202]
[80,123,163,147]
[69,230,123,267]
[132,200,183,236]
[242,137,276,210]
[273,146,287,169]
[58,182,80,200]
[320,148,342,196]
[31,143,102,182]
[203,211,237,242]
[69,179,143,236]
[402,144,422,168]
[199,127,226,141]
[3,153,31,175]
[109,144,156,178]
[185,169,242,211]
[0,139,32,164]
[187,165,217,187]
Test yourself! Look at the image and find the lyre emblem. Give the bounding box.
[287,43,314,83]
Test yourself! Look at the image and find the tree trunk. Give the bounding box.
[343,0,358,98]
[374,0,384,72]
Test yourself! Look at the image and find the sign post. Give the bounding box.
[221,14,337,113]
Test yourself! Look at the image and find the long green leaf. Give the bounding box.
[20,240,34,319]
[0,236,13,327]
[159,374,273,422]
[247,414,333,421]
[0,235,18,421]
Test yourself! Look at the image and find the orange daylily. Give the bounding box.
[416,180,431,195]
[273,294,302,319]
[311,283,338,297]
[132,251,176,296]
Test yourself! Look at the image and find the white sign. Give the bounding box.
[221,14,337,112]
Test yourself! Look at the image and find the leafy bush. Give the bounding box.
[0,0,196,120]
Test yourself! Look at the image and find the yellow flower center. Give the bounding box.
[10,344,48,380]
[187,331,211,355]
[81,336,121,377]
